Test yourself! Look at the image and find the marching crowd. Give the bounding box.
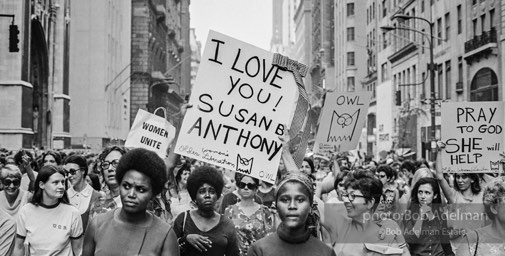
[0,139,504,256]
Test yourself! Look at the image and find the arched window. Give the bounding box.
[470,68,498,101]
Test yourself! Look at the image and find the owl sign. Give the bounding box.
[315,91,371,154]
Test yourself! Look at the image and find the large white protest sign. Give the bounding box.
[175,31,298,183]
[314,91,371,154]
[125,108,176,159]
[441,101,504,173]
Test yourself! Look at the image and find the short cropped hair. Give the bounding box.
[115,148,167,196]
[344,170,383,211]
[97,146,127,162]
[64,155,89,176]
[482,176,505,220]
[186,166,224,201]
[0,164,22,179]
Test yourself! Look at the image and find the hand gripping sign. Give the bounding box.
[174,30,299,183]
[125,107,176,159]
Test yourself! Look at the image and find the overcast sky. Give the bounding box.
[190,0,273,51]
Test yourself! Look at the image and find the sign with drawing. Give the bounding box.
[174,30,298,183]
[441,101,504,173]
[314,91,371,154]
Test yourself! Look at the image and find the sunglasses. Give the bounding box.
[341,191,367,202]
[65,168,81,176]
[237,182,257,190]
[100,159,120,170]
[2,179,21,187]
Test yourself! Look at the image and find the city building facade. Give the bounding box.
[0,0,71,150]
[69,0,131,150]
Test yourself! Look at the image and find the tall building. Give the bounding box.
[130,0,187,130]
[293,0,314,101]
[0,0,71,150]
[69,0,131,150]
[364,0,504,161]
[271,0,298,55]
[189,28,201,91]
[334,0,367,93]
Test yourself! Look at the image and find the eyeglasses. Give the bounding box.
[237,182,257,190]
[2,179,20,187]
[100,159,120,170]
[341,191,367,202]
[65,168,80,176]
[377,174,386,178]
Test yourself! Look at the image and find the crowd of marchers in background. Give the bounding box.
[0,140,504,256]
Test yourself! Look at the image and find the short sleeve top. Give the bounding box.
[16,203,83,256]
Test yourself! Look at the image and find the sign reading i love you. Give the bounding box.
[175,30,298,183]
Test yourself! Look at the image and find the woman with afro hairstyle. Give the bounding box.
[174,166,239,256]
[82,148,178,256]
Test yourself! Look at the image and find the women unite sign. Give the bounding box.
[175,31,298,183]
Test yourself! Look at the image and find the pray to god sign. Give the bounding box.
[175,31,298,183]
[441,101,504,173]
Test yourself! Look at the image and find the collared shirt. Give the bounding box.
[67,184,94,214]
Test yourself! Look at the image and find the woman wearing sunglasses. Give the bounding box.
[12,165,83,256]
[89,146,126,219]
[224,173,274,256]
[330,170,410,256]
[64,155,101,229]
[0,164,32,217]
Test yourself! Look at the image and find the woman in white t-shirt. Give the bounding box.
[12,165,83,256]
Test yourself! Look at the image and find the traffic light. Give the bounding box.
[9,24,19,52]
[395,90,401,106]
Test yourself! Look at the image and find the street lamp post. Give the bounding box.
[381,14,437,161]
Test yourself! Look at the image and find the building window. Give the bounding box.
[347,3,355,16]
[421,72,426,98]
[470,68,498,101]
[421,0,425,13]
[347,27,355,41]
[458,57,463,82]
[481,14,486,33]
[421,29,425,54]
[445,60,451,99]
[382,32,387,49]
[381,62,388,82]
[445,13,450,41]
[347,52,355,66]
[438,64,443,99]
[382,0,387,17]
[473,19,478,36]
[490,9,495,28]
[457,5,462,34]
[437,18,442,45]
[347,77,355,91]
[412,65,417,99]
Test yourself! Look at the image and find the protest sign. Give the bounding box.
[174,30,298,183]
[125,108,176,159]
[314,91,371,154]
[441,101,504,173]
